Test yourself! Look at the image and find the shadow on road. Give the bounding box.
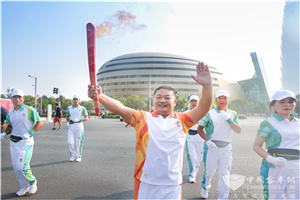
[1,160,69,172]
[73,190,134,199]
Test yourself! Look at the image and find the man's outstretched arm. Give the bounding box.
[88,85,132,122]
[189,62,213,123]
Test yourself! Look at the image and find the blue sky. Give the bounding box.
[1,0,287,100]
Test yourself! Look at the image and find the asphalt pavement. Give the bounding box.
[1,116,266,200]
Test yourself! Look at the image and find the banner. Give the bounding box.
[0,99,14,111]
[47,104,52,121]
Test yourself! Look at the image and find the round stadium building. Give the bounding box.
[97,52,246,100]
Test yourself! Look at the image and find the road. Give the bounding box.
[1,116,266,199]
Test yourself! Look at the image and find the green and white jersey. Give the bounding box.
[199,107,240,150]
[6,104,41,145]
[66,105,88,129]
[257,113,300,169]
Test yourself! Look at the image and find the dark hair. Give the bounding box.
[55,103,58,106]
[153,86,176,97]
[269,100,276,112]
[269,99,297,112]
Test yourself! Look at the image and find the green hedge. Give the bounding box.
[238,114,247,119]
[107,115,120,118]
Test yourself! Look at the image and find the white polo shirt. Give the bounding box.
[66,105,88,129]
[6,104,41,145]
[185,110,204,143]
[257,113,300,169]
[126,110,195,185]
[199,107,240,150]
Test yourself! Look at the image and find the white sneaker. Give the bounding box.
[76,157,82,162]
[189,176,196,183]
[16,187,29,196]
[70,155,76,162]
[201,188,208,199]
[29,180,37,195]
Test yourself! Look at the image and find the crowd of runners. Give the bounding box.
[1,62,299,200]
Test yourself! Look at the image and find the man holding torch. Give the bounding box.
[88,62,213,199]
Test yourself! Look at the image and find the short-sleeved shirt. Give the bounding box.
[125,110,195,185]
[1,106,8,125]
[185,110,204,143]
[55,107,61,118]
[6,104,41,145]
[199,107,240,150]
[256,113,300,169]
[66,105,88,129]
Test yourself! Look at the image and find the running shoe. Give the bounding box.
[29,180,37,195]
[189,176,196,183]
[16,187,29,196]
[200,188,208,199]
[70,155,76,162]
[76,157,82,162]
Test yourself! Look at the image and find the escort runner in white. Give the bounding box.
[253,90,300,200]
[198,90,242,200]
[0,89,43,196]
[185,95,205,183]
[66,95,88,162]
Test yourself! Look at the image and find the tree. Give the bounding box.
[24,95,35,107]
[228,98,249,114]
[211,98,216,109]
[80,100,94,111]
[113,96,127,105]
[294,94,300,115]
[253,104,262,113]
[5,88,14,99]
[124,94,146,110]
[174,94,189,111]
[1,94,6,99]
[61,99,73,111]
[258,102,269,114]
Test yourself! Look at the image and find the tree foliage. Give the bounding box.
[294,94,300,115]
[5,88,14,99]
[174,94,189,111]
[228,98,249,114]
[113,96,127,105]
[80,100,95,111]
[124,94,147,110]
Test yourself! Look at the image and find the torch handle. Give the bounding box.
[87,23,100,116]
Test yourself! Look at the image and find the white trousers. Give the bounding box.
[10,140,36,188]
[67,127,84,158]
[187,141,204,178]
[202,148,232,200]
[268,167,300,200]
[138,181,182,199]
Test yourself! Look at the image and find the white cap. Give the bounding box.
[189,95,200,102]
[73,95,80,99]
[215,90,230,98]
[271,90,297,101]
[11,89,24,97]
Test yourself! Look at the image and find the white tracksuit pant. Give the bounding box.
[202,147,232,200]
[268,167,300,200]
[67,125,84,158]
[10,140,36,188]
[186,139,204,178]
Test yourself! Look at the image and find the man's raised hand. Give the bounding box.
[191,62,212,87]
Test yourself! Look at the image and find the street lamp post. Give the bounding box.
[28,75,37,111]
